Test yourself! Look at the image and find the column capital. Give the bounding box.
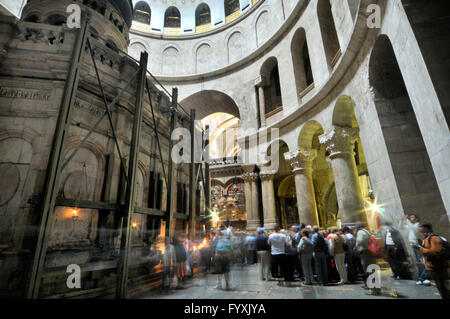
[319,126,359,159]
[284,148,317,174]
[259,170,277,181]
[242,172,259,182]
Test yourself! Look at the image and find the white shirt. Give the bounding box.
[385,229,394,246]
[268,233,288,255]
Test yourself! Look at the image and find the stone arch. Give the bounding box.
[179,90,240,119]
[129,41,147,61]
[195,43,212,74]
[211,179,226,188]
[332,95,358,128]
[255,10,271,47]
[24,11,41,23]
[225,177,244,190]
[227,30,245,64]
[46,12,66,26]
[162,46,180,75]
[62,136,106,202]
[0,135,34,245]
[298,120,325,149]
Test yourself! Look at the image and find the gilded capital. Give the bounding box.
[319,126,359,158]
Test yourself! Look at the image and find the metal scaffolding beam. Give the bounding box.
[166,88,178,242]
[189,108,196,245]
[116,51,149,299]
[26,14,91,299]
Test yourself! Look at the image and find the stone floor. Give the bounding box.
[140,264,441,299]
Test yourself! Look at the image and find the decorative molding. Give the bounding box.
[0,86,51,101]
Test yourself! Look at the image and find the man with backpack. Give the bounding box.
[311,226,329,286]
[417,222,450,299]
[355,222,381,296]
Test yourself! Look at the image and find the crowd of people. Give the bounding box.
[162,215,449,299]
[199,215,449,299]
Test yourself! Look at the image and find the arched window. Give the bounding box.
[291,28,314,97]
[46,14,66,26]
[164,6,181,28]
[24,14,39,23]
[196,3,211,26]
[225,0,240,16]
[317,0,341,69]
[133,1,151,25]
[260,57,283,115]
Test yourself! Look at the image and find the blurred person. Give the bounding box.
[311,226,329,286]
[268,225,289,284]
[325,227,340,283]
[342,226,357,282]
[355,222,381,296]
[213,230,233,290]
[330,227,348,284]
[284,227,297,283]
[400,214,425,278]
[298,229,314,285]
[256,227,272,281]
[383,220,408,280]
[173,236,187,288]
[245,231,257,265]
[417,222,450,299]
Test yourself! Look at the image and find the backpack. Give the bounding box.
[368,235,383,258]
[427,234,450,261]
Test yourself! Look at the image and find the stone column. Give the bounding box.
[249,172,260,230]
[259,170,278,230]
[255,76,266,127]
[319,126,367,226]
[242,170,254,230]
[284,148,319,226]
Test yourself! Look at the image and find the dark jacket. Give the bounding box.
[255,234,271,251]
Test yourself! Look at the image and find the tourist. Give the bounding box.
[417,222,450,299]
[311,226,329,286]
[284,227,297,283]
[213,230,232,290]
[245,231,257,265]
[173,236,187,288]
[383,220,408,279]
[255,227,272,281]
[268,225,289,284]
[400,214,425,278]
[298,229,314,285]
[342,226,357,282]
[330,227,348,284]
[355,222,381,295]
